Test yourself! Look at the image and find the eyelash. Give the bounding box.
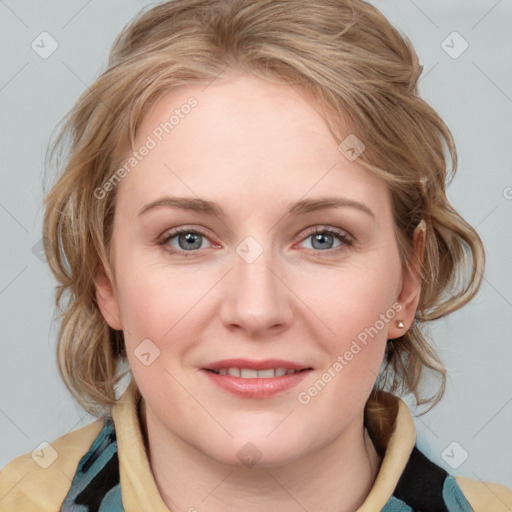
[159,226,353,257]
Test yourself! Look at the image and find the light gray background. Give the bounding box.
[1,0,511,491]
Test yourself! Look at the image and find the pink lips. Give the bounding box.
[202,358,313,398]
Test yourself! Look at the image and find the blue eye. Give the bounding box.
[161,228,211,255]
[299,227,353,253]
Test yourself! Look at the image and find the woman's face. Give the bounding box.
[96,72,420,467]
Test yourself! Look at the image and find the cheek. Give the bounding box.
[116,267,201,395]
[301,258,401,344]
[113,250,222,367]
[294,266,397,420]
[294,257,401,398]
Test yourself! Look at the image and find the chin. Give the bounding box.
[203,432,312,469]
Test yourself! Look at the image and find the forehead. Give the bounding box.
[115,73,390,219]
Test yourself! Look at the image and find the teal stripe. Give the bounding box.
[443,475,475,512]
[60,420,123,511]
[99,483,123,512]
[380,496,414,511]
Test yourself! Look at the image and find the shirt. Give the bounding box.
[1,379,511,511]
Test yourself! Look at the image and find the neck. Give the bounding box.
[139,398,382,512]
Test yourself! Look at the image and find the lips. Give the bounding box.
[202,359,313,398]
[210,368,303,378]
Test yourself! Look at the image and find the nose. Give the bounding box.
[219,237,293,338]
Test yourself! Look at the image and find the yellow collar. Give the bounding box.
[111,380,416,511]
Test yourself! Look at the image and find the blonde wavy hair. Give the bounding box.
[43,0,484,418]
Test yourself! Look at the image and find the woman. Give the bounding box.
[1,0,510,510]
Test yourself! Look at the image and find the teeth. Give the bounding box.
[212,367,303,378]
[240,368,258,378]
[257,369,275,378]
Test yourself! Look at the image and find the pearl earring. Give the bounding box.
[396,320,405,329]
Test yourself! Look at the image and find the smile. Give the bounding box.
[207,367,307,378]
[202,359,313,398]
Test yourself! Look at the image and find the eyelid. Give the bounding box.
[159,225,216,247]
[297,225,352,242]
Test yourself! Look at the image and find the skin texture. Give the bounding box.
[95,72,424,512]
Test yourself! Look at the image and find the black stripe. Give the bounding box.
[393,446,449,512]
[74,452,120,512]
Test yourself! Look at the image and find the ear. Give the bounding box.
[93,261,123,331]
[388,220,426,340]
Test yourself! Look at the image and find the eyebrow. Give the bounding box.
[138,196,375,219]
